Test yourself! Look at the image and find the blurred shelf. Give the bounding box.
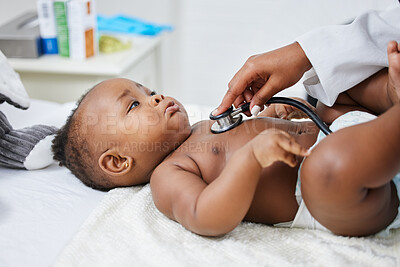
[9,35,161,75]
[7,35,163,103]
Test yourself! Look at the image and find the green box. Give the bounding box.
[54,0,69,57]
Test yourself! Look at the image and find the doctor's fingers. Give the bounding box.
[228,56,256,90]
[214,87,244,116]
[233,94,246,108]
[250,78,282,113]
[241,89,254,117]
[232,94,252,117]
[219,59,264,111]
[243,88,253,103]
[233,86,263,112]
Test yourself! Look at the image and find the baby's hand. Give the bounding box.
[250,129,310,168]
[258,97,315,120]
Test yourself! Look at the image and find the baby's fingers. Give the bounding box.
[278,135,310,158]
[280,150,298,167]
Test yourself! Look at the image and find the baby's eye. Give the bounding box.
[150,91,156,96]
[129,100,140,111]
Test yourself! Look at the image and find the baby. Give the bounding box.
[52,41,400,237]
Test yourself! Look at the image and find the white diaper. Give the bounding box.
[276,111,400,236]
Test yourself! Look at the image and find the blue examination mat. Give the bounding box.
[97,15,173,36]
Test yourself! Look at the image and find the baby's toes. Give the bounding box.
[387,41,399,54]
[387,41,400,106]
[388,41,400,71]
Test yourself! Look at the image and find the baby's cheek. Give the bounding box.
[121,112,163,135]
[146,113,163,127]
[118,116,140,134]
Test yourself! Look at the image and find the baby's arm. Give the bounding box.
[150,129,309,236]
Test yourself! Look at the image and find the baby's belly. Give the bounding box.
[196,149,300,224]
[244,162,300,224]
[192,147,300,224]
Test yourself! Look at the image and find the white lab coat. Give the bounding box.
[296,6,400,106]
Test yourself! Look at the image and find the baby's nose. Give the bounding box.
[150,94,165,105]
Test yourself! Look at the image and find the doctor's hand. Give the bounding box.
[214,42,311,117]
[250,129,310,168]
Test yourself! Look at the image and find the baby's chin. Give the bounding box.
[166,104,191,133]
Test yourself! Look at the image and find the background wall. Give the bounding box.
[0,0,398,107]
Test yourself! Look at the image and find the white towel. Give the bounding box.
[55,185,400,267]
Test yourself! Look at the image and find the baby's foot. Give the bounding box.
[387,41,400,106]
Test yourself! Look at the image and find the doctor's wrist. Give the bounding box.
[292,42,312,74]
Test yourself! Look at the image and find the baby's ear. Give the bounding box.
[98,149,133,176]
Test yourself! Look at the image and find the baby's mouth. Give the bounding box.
[164,101,180,115]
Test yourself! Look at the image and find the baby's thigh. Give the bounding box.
[299,133,399,236]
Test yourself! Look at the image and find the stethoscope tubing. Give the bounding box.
[239,97,332,135]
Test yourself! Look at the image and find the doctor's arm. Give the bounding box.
[297,6,400,106]
[215,6,400,115]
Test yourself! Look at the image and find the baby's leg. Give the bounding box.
[316,67,388,123]
[300,104,400,236]
[339,41,400,114]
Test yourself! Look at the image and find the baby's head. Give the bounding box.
[52,78,191,191]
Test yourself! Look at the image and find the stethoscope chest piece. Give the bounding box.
[209,97,332,135]
[210,114,243,134]
[209,106,244,134]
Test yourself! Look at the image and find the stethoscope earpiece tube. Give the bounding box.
[210,97,332,135]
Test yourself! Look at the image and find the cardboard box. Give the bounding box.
[37,0,58,54]
[54,0,97,59]
[54,0,69,57]
[67,0,96,59]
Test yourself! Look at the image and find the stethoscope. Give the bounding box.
[209,97,332,135]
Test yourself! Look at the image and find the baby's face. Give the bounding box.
[79,78,191,186]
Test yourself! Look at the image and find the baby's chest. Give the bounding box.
[178,121,257,183]
[179,139,225,183]
[177,131,233,184]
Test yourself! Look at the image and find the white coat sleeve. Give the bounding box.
[296,6,400,106]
